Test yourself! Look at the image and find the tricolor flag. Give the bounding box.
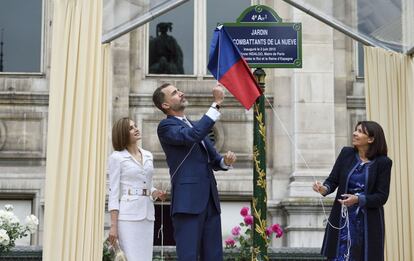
[208,25,262,110]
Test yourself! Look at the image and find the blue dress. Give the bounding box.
[332,158,369,261]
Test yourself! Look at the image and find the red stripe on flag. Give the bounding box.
[219,59,261,109]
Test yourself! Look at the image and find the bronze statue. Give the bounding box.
[149,22,184,74]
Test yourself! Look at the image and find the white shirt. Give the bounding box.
[107,148,157,221]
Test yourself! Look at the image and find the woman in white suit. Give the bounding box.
[108,117,166,261]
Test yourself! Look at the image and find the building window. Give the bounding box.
[206,0,251,69]
[221,201,251,239]
[148,0,252,76]
[153,203,175,246]
[152,201,251,247]
[148,0,194,75]
[0,199,33,245]
[0,0,43,73]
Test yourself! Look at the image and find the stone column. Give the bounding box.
[267,1,337,248]
[111,34,130,122]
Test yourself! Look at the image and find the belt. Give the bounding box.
[122,188,150,196]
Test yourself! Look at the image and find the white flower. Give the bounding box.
[0,205,38,252]
[25,215,39,233]
[0,229,10,246]
[4,205,13,212]
[0,210,19,225]
[0,209,6,218]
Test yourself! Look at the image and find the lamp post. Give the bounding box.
[252,68,267,260]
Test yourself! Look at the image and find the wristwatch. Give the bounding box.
[211,102,221,110]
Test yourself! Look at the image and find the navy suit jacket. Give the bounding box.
[157,114,227,215]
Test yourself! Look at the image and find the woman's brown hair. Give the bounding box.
[112,117,131,151]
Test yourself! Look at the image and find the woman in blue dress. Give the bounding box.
[313,121,392,261]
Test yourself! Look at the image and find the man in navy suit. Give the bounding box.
[152,83,236,261]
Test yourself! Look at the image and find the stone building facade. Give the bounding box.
[0,0,366,248]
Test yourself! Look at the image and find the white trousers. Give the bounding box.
[118,219,154,261]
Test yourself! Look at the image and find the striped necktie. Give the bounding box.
[182,117,209,161]
[182,117,191,127]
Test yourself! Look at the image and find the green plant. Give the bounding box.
[0,205,38,253]
[224,206,283,261]
[102,239,113,261]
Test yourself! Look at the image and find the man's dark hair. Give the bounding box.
[354,121,388,159]
[152,83,171,114]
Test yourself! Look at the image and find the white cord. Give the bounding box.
[263,94,351,257]
[157,201,164,260]
[157,143,196,260]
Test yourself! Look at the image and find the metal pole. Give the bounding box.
[102,0,189,43]
[252,68,267,261]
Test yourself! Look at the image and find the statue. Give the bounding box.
[149,22,184,74]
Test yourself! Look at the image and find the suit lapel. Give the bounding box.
[187,118,210,159]
[343,153,359,192]
[344,153,358,177]
[140,148,151,166]
[167,115,189,128]
[167,115,211,159]
[366,159,377,192]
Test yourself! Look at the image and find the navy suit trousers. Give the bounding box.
[172,195,223,261]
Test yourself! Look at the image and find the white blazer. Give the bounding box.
[107,148,156,221]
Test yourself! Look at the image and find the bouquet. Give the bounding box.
[0,204,38,253]
[103,238,127,261]
[224,206,283,261]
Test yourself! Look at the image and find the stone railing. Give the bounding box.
[153,247,325,260]
[0,246,42,261]
[0,246,325,261]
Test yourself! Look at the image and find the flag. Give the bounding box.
[208,25,262,110]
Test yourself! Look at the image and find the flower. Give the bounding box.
[224,237,236,247]
[271,223,283,238]
[225,206,283,260]
[243,215,253,226]
[240,207,249,217]
[265,227,272,237]
[0,210,20,225]
[231,226,241,236]
[25,215,39,233]
[0,205,38,253]
[4,205,13,212]
[0,229,10,246]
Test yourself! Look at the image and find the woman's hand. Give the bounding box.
[338,194,359,207]
[108,224,118,246]
[152,190,167,201]
[312,181,328,196]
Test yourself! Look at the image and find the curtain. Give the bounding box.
[364,46,414,261]
[42,0,110,260]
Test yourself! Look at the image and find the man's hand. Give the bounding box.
[213,84,225,105]
[223,151,236,166]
